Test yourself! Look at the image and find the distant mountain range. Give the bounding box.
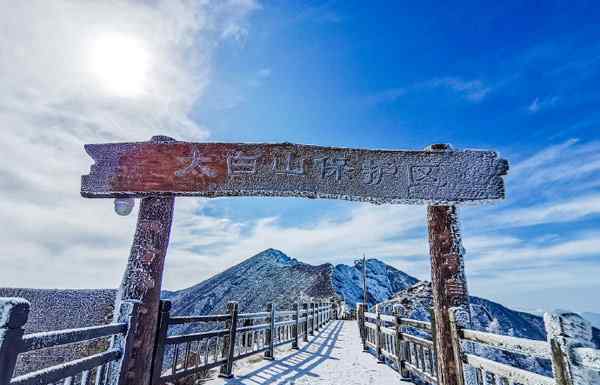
[165,248,599,347]
[3,248,597,377]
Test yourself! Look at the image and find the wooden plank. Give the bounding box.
[428,201,471,385]
[165,329,229,345]
[10,350,121,385]
[402,333,434,347]
[237,312,269,320]
[464,354,554,385]
[380,314,397,323]
[399,318,432,331]
[81,141,508,205]
[461,329,551,359]
[571,347,600,371]
[21,324,127,351]
[167,314,230,324]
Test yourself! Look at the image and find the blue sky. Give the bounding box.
[1,1,599,314]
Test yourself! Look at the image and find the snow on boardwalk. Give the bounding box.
[212,320,412,385]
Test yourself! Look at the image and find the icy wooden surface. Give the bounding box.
[545,311,600,385]
[212,320,412,385]
[81,141,508,205]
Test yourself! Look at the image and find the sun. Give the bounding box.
[88,33,150,98]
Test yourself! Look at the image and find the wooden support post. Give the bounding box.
[303,303,309,342]
[149,301,170,385]
[113,193,175,385]
[264,303,275,360]
[544,310,600,385]
[292,303,300,350]
[357,303,368,352]
[219,302,239,378]
[0,298,29,385]
[375,304,384,363]
[110,136,176,385]
[427,192,471,385]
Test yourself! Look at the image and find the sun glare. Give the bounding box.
[89,33,150,98]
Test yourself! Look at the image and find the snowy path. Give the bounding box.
[212,320,412,385]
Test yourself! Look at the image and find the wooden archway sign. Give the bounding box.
[81,136,508,385]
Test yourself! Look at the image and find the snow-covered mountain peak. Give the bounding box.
[249,248,299,267]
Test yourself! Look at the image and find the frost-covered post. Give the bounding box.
[357,303,367,352]
[303,303,309,342]
[313,302,321,331]
[107,301,139,385]
[309,303,315,336]
[219,302,239,378]
[394,314,410,379]
[264,303,275,360]
[427,144,472,385]
[113,194,175,385]
[375,304,384,363]
[545,311,600,385]
[428,202,471,385]
[0,298,29,385]
[149,301,171,385]
[292,303,300,350]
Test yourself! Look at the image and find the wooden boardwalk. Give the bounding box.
[213,320,412,385]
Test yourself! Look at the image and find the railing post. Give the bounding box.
[104,301,139,385]
[149,301,170,385]
[449,308,466,385]
[309,303,315,336]
[219,301,239,378]
[394,315,410,379]
[313,302,319,331]
[303,303,309,342]
[375,304,384,363]
[264,303,275,360]
[544,310,600,385]
[0,297,29,385]
[357,303,367,352]
[292,303,300,350]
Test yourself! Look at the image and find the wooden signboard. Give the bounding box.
[81,140,508,204]
[80,137,508,385]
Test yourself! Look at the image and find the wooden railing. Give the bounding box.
[150,300,333,384]
[0,297,334,385]
[0,298,137,385]
[357,303,600,385]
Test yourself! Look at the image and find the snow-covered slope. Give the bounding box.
[167,248,335,317]
[166,250,419,317]
[332,259,418,308]
[582,312,600,329]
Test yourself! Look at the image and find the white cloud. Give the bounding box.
[0,0,258,288]
[367,76,491,106]
[528,96,559,113]
[425,77,491,102]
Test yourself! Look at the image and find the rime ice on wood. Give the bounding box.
[81,141,508,205]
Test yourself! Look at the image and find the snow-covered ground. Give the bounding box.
[212,320,411,385]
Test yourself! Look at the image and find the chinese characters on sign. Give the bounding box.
[82,141,507,204]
